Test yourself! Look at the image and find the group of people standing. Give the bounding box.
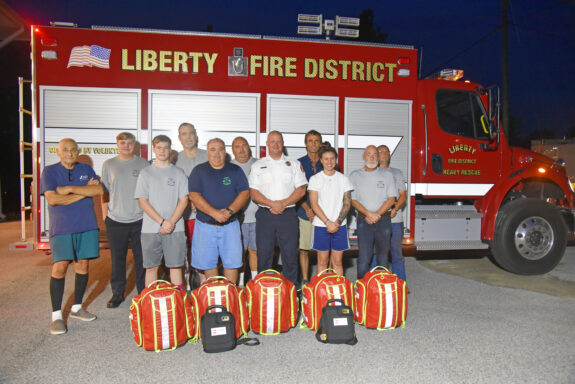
[41,123,407,336]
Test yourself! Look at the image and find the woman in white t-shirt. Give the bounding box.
[308,143,354,276]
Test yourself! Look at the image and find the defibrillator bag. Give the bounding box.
[315,299,358,345]
[200,305,237,353]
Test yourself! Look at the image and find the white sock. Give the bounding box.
[238,272,245,286]
[251,271,257,279]
[52,310,62,321]
[71,304,82,313]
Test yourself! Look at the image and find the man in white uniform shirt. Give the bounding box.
[249,131,307,285]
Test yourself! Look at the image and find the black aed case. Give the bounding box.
[316,299,358,345]
[201,305,236,353]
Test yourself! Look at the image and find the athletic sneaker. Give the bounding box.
[69,308,97,322]
[50,319,67,335]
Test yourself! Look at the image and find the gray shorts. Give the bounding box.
[141,231,187,268]
[241,222,257,251]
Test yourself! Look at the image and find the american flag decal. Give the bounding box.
[67,45,111,69]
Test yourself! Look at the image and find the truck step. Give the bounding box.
[416,240,489,251]
[415,205,483,220]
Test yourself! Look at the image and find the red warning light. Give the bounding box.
[41,37,57,46]
[398,57,410,65]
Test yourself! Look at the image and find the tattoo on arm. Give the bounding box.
[337,191,352,223]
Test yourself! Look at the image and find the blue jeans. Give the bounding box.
[357,215,391,279]
[369,222,406,281]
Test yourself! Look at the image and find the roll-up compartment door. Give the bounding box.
[267,94,338,160]
[149,90,260,153]
[345,98,412,234]
[39,86,141,239]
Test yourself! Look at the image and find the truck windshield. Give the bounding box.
[436,89,490,141]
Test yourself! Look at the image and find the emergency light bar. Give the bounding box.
[297,25,322,35]
[298,13,360,40]
[335,27,359,38]
[427,69,464,81]
[336,16,360,27]
[298,14,322,24]
[50,21,77,28]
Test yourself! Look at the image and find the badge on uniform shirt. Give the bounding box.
[286,161,291,167]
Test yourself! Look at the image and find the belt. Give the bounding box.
[199,218,237,226]
[258,206,296,211]
[358,211,391,218]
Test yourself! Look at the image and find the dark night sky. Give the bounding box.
[6,0,575,137]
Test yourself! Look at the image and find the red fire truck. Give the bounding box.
[29,24,574,275]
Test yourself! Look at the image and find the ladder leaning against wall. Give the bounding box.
[10,77,34,251]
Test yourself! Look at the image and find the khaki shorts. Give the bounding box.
[298,217,314,250]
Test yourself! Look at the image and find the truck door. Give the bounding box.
[418,81,500,196]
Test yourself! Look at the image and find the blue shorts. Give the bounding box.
[240,222,257,251]
[312,225,350,252]
[191,220,243,270]
[50,230,100,263]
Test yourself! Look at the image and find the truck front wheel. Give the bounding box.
[491,198,567,275]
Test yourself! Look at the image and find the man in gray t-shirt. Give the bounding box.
[350,145,397,279]
[101,132,149,308]
[135,135,189,288]
[175,123,208,223]
[377,144,407,282]
[231,136,258,286]
[175,122,208,288]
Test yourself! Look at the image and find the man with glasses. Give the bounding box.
[41,138,103,335]
[349,145,397,279]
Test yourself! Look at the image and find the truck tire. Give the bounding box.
[491,198,567,275]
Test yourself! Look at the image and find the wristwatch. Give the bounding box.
[226,207,234,215]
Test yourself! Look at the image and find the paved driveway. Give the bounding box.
[1,221,573,383]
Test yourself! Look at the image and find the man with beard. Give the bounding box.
[349,145,397,279]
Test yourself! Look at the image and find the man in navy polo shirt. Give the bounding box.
[297,130,323,284]
[188,138,249,282]
[40,138,103,335]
